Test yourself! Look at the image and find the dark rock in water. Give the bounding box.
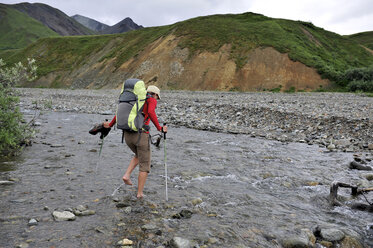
[353,157,366,164]
[172,209,193,219]
[349,161,372,171]
[116,202,130,208]
[350,203,373,212]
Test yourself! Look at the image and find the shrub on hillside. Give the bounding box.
[347,80,373,92]
[339,66,373,88]
[0,58,37,157]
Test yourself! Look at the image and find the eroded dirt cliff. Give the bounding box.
[35,35,330,91]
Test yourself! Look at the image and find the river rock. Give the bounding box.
[74,210,95,216]
[320,228,345,242]
[191,198,203,205]
[363,174,373,181]
[282,237,311,248]
[117,238,133,246]
[50,144,64,148]
[15,243,29,248]
[349,161,372,171]
[172,209,193,219]
[52,211,76,221]
[141,223,157,231]
[28,219,38,226]
[340,236,363,248]
[327,144,335,150]
[169,237,191,248]
[368,144,373,150]
[0,180,15,185]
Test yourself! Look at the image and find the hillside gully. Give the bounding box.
[0,88,372,247]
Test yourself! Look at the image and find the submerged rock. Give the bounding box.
[320,228,345,242]
[349,161,372,171]
[282,237,310,248]
[169,237,191,248]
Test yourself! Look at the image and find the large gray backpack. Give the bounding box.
[116,78,147,134]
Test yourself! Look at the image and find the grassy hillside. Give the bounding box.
[348,31,373,50]
[173,13,373,79]
[2,12,373,84]
[0,4,59,50]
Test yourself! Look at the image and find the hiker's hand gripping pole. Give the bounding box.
[163,123,168,201]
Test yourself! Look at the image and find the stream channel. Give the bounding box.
[0,110,372,247]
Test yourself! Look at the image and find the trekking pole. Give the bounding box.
[163,123,168,201]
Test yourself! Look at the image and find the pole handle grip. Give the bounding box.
[163,123,167,139]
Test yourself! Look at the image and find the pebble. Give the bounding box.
[141,223,157,231]
[191,198,203,206]
[0,180,15,185]
[28,219,38,226]
[52,211,76,221]
[117,238,133,246]
[50,144,64,148]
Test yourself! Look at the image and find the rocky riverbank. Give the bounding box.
[17,88,373,152]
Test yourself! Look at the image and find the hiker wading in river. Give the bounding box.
[104,85,167,199]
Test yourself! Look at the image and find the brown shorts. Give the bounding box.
[124,132,151,173]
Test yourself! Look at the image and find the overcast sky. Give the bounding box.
[1,0,372,35]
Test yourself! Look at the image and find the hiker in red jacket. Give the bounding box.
[104,85,167,198]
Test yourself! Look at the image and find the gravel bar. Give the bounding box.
[16,88,373,152]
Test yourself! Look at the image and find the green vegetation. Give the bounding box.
[347,31,373,50]
[0,4,59,50]
[0,58,37,157]
[338,66,373,92]
[1,12,373,91]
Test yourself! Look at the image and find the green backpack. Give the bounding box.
[116,78,147,132]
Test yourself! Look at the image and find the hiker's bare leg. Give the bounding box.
[137,171,148,198]
[123,156,138,185]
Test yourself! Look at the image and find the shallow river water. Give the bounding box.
[0,111,372,247]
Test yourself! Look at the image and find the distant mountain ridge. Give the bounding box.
[71,14,109,32]
[72,15,143,34]
[0,2,143,50]
[100,17,143,34]
[12,2,95,36]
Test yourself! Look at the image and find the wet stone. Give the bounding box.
[141,223,157,231]
[191,198,203,206]
[50,144,64,148]
[169,237,191,248]
[116,202,130,208]
[282,236,310,248]
[172,209,193,219]
[320,228,345,242]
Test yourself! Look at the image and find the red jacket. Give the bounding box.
[109,96,162,132]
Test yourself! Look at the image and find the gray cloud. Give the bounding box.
[1,0,372,34]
